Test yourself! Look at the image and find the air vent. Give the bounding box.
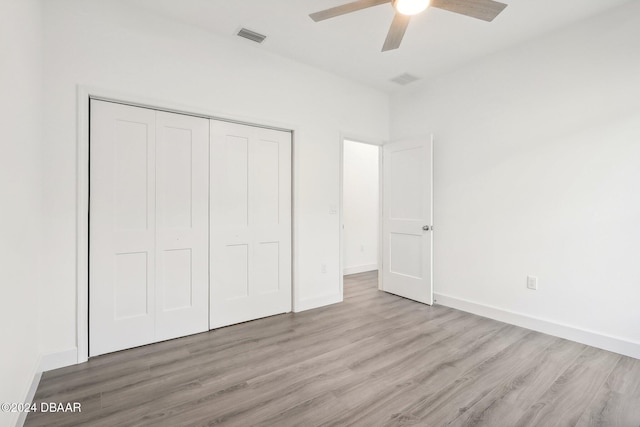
[390,73,420,85]
[237,28,267,44]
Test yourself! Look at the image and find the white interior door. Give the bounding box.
[90,101,157,356]
[154,111,209,341]
[210,121,292,329]
[382,137,433,304]
[90,100,209,357]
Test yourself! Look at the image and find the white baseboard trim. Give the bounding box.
[16,357,43,427]
[40,348,78,372]
[343,264,378,275]
[15,349,78,426]
[434,293,640,360]
[295,293,343,312]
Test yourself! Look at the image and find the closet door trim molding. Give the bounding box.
[76,86,297,363]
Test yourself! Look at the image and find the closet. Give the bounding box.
[89,100,291,357]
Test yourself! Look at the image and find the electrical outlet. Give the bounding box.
[321,264,327,274]
[360,245,364,252]
[527,275,538,290]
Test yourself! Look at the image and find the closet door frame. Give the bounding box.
[76,86,297,363]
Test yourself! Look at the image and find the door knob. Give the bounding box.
[423,225,431,231]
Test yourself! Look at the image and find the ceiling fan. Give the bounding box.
[309,0,508,52]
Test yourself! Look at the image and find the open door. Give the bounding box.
[381,136,433,304]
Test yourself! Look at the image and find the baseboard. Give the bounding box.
[435,293,640,360]
[343,264,378,275]
[295,292,343,312]
[16,371,42,427]
[40,348,78,372]
[14,349,77,427]
[15,355,42,427]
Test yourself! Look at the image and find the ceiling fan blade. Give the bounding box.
[430,0,507,22]
[382,12,411,52]
[310,0,391,22]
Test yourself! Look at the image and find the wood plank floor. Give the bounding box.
[26,271,640,426]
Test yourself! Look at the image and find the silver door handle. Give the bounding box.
[423,225,431,231]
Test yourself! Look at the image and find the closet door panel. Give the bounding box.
[90,100,156,357]
[210,121,292,329]
[90,101,209,357]
[155,111,209,341]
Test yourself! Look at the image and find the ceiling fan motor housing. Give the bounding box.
[392,0,431,16]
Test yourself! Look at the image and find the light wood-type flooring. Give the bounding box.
[26,271,640,426]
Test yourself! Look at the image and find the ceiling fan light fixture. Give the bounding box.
[392,0,430,16]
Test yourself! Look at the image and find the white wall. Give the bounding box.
[40,0,389,357]
[391,1,640,356]
[343,141,379,275]
[0,0,43,425]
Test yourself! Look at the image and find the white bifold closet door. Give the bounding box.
[90,100,209,357]
[210,121,292,329]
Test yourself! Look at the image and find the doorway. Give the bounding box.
[341,139,381,292]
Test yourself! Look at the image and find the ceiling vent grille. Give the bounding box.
[390,73,420,85]
[237,28,267,44]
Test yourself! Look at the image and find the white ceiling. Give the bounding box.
[129,0,632,92]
